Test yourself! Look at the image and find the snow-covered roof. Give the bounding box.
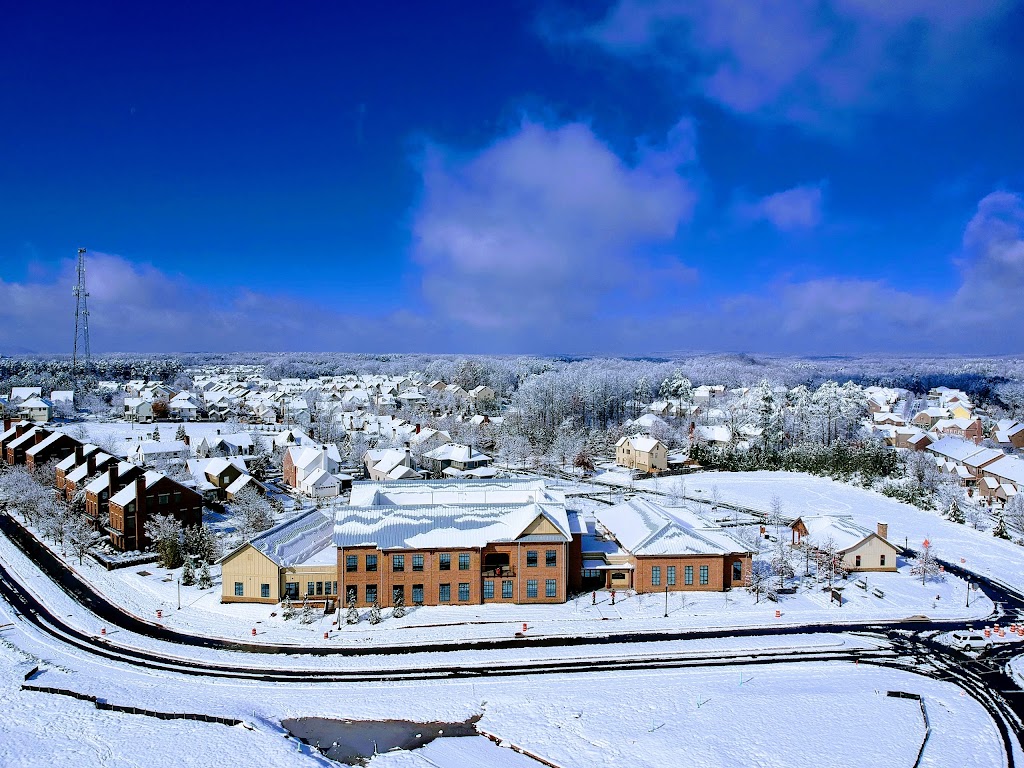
[595,498,748,557]
[84,461,139,494]
[984,455,1024,486]
[236,508,334,567]
[334,501,570,551]
[794,515,893,552]
[926,436,986,464]
[422,442,491,463]
[349,478,564,508]
[25,431,67,456]
[109,470,165,506]
[615,435,663,452]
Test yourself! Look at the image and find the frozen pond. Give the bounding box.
[282,715,481,765]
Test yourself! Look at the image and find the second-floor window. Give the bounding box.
[393,554,405,572]
[526,551,538,567]
[346,555,357,572]
[439,553,451,570]
[546,550,557,567]
[412,554,424,571]
[366,554,378,572]
[458,553,470,570]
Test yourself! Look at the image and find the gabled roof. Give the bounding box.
[109,470,165,506]
[792,515,896,552]
[225,508,334,567]
[926,436,986,464]
[333,502,570,551]
[422,442,490,463]
[595,498,748,557]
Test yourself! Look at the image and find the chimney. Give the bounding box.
[877,522,888,540]
[135,475,147,514]
[15,422,28,437]
[34,429,50,445]
[216,429,221,435]
[3,417,10,433]
[416,423,421,434]
[74,444,84,464]
[108,464,118,494]
[87,453,96,474]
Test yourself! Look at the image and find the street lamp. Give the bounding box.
[177,577,181,610]
[966,580,971,608]
[664,584,668,618]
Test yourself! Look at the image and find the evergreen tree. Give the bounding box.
[175,424,187,443]
[368,600,382,624]
[181,557,196,586]
[151,427,161,442]
[197,561,213,589]
[346,593,359,625]
[392,589,406,619]
[993,508,1011,539]
[946,497,965,524]
[282,594,296,620]
[300,603,316,624]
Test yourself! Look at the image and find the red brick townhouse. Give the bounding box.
[590,498,753,593]
[106,471,203,552]
[84,461,147,532]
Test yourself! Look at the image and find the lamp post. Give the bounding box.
[966,580,971,608]
[177,578,181,610]
[664,584,668,618]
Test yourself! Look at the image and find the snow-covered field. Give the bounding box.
[0,612,1007,768]
[60,419,257,453]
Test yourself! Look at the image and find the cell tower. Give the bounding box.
[72,247,92,383]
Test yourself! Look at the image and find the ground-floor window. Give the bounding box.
[545,579,556,598]
[307,581,315,596]
[347,587,356,603]
[880,555,886,567]
[526,579,538,598]
[582,569,601,579]
[483,580,494,599]
[685,566,693,585]
[260,583,270,598]
[285,582,299,598]
[652,566,661,586]
[316,581,323,595]
[458,582,470,601]
[412,584,424,604]
[855,555,861,567]
[732,561,743,582]
[667,566,676,586]
[393,585,404,603]
[502,580,513,599]
[234,582,244,596]
[366,584,377,604]
[699,565,709,585]
[439,583,451,602]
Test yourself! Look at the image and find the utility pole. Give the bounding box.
[72,248,92,386]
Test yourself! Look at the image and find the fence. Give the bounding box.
[22,667,243,728]
[886,691,930,768]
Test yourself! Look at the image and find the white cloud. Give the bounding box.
[736,183,824,231]
[567,0,1012,132]
[411,117,699,346]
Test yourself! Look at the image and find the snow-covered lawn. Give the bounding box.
[0,640,313,768]
[631,470,1024,594]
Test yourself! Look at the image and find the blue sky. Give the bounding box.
[2,0,1024,355]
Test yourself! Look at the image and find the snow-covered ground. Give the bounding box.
[60,419,259,454]
[0,603,1008,768]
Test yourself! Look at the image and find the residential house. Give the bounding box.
[84,462,146,531]
[912,408,949,429]
[365,446,421,482]
[614,435,668,474]
[282,443,342,489]
[124,398,154,424]
[186,457,248,501]
[106,471,203,552]
[18,397,53,423]
[790,517,899,573]
[421,443,492,477]
[24,431,79,472]
[931,418,983,442]
[995,421,1024,450]
[129,440,191,465]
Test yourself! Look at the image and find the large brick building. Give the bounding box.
[336,479,581,608]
